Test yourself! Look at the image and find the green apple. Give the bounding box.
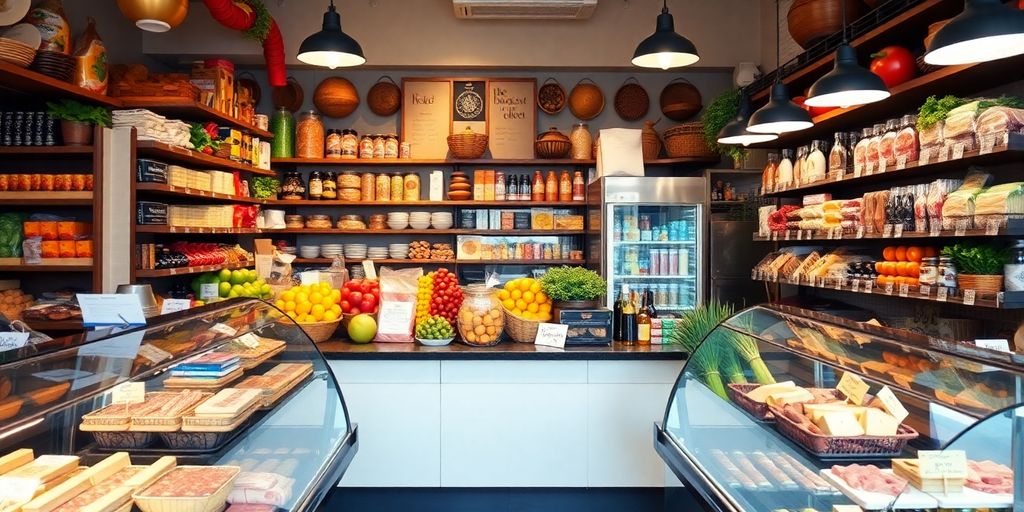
[260,284,271,295]
[230,270,246,285]
[228,290,239,298]
[218,268,233,282]
[218,281,232,298]
[247,269,258,282]
[254,279,266,288]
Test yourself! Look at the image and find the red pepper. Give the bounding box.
[202,146,215,155]
[204,122,219,137]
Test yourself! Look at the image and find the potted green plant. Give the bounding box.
[46,100,112,146]
[540,266,606,317]
[941,242,1008,295]
[701,88,745,168]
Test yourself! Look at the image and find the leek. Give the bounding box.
[687,340,728,400]
[720,342,747,384]
[732,332,776,385]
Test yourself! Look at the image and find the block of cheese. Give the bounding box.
[814,410,866,437]
[1,455,79,483]
[765,388,815,408]
[193,388,261,417]
[0,449,33,476]
[803,403,867,423]
[860,408,900,436]
[23,453,130,512]
[746,381,796,403]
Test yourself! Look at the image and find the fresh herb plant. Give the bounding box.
[46,100,111,127]
[539,266,606,302]
[941,243,1007,275]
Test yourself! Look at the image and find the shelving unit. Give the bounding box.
[271,228,584,236]
[270,156,718,167]
[0,60,122,106]
[136,140,276,176]
[117,97,273,138]
[0,191,93,206]
[753,222,1024,242]
[752,275,1019,309]
[134,261,254,278]
[293,258,581,266]
[0,258,94,272]
[135,183,264,204]
[264,199,584,207]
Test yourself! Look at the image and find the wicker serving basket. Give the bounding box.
[642,131,662,160]
[768,404,918,457]
[957,274,1003,296]
[663,122,717,158]
[447,130,488,159]
[536,140,571,159]
[502,307,540,343]
[726,384,845,422]
[299,319,342,343]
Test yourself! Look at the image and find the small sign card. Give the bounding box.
[837,372,870,405]
[0,332,30,352]
[210,323,238,337]
[236,332,262,349]
[160,299,192,315]
[199,283,219,301]
[875,385,909,422]
[299,270,321,286]
[112,381,146,405]
[534,323,568,348]
[918,450,967,480]
[975,338,1011,353]
[77,294,146,327]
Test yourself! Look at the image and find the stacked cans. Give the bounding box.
[2,111,57,146]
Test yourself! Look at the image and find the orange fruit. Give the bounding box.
[882,246,897,261]
[906,261,920,277]
[896,262,909,276]
[882,261,897,276]
[906,246,923,262]
[874,261,885,274]
[922,246,938,258]
[894,246,908,262]
[877,275,890,286]
[905,277,920,287]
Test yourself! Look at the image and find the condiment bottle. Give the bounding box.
[793,146,805,184]
[572,171,585,201]
[558,170,572,201]
[495,172,506,201]
[776,149,794,188]
[545,171,558,202]
[532,170,545,202]
[805,140,827,183]
[762,152,778,193]
[829,133,846,177]
[521,174,532,201]
[308,171,323,200]
[507,175,519,201]
[939,256,958,292]
[326,129,342,159]
[321,171,337,199]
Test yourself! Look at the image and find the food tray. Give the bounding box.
[130,392,213,432]
[238,345,285,370]
[182,402,260,432]
[769,405,918,460]
[159,418,250,452]
[163,368,243,390]
[81,392,178,429]
[87,430,158,450]
[820,468,937,510]
[258,371,312,409]
[726,384,846,422]
[133,465,240,512]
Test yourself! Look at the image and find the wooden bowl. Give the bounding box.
[313,77,360,118]
[568,80,604,120]
[788,0,868,50]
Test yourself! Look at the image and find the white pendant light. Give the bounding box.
[747,0,813,134]
[805,1,889,108]
[924,0,1024,66]
[631,0,700,69]
[297,0,366,69]
[717,92,779,145]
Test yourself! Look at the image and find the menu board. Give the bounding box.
[452,79,487,135]
[401,78,452,159]
[488,79,536,159]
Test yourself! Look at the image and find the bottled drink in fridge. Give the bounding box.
[636,291,651,345]
[619,289,638,345]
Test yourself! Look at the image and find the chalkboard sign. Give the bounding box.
[452,80,487,136]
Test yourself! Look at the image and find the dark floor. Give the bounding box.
[321,487,704,512]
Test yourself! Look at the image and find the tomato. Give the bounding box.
[363,292,377,307]
[359,300,373,312]
[340,300,352,313]
[869,46,916,88]
[350,307,361,315]
[349,291,362,303]
[340,288,351,300]
[359,281,371,293]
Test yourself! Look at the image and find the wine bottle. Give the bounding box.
[637,291,651,345]
[612,285,625,341]
[620,287,637,345]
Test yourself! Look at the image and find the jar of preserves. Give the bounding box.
[1006,240,1024,291]
[373,134,387,159]
[341,129,358,159]
[558,170,572,201]
[919,257,939,286]
[385,134,399,159]
[375,173,391,201]
[270,107,294,158]
[570,122,592,160]
[390,173,404,200]
[326,129,342,159]
[359,134,374,159]
[361,172,376,201]
[295,111,325,158]
[457,284,504,347]
[280,171,305,200]
[400,141,411,159]
[939,256,958,291]
[403,173,420,201]
[321,171,337,199]
[308,171,323,200]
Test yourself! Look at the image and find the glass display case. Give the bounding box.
[655,304,1022,512]
[0,298,357,512]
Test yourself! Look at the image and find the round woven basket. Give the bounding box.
[569,78,605,120]
[537,78,566,115]
[659,78,703,122]
[957,274,1003,296]
[614,78,650,121]
[503,307,540,343]
[447,131,488,159]
[536,139,571,159]
[664,122,717,158]
[313,77,359,118]
[367,76,401,116]
[299,319,341,343]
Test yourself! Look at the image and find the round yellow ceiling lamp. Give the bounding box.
[116,0,189,33]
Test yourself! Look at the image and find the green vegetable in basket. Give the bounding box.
[539,266,605,302]
[0,213,25,258]
[252,176,280,199]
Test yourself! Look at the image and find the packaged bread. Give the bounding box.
[942,101,981,148]
[973,182,1024,228]
[977,105,1024,143]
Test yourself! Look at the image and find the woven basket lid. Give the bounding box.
[271,76,304,112]
[569,79,604,120]
[313,77,360,118]
[659,78,702,122]
[367,76,401,116]
[614,78,650,121]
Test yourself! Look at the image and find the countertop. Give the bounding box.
[316,340,689,360]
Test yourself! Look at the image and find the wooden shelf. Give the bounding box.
[0,258,93,271]
[269,228,584,235]
[135,141,276,176]
[117,97,273,138]
[135,261,254,278]
[294,258,581,266]
[0,191,92,205]
[263,199,585,207]
[295,258,445,265]
[0,60,121,106]
[754,275,1022,309]
[135,183,263,204]
[270,156,717,166]
[0,146,93,155]
[755,221,1024,242]
[763,133,1024,196]
[135,226,261,234]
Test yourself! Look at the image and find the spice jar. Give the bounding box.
[403,173,420,201]
[270,107,294,158]
[326,129,342,159]
[829,133,846,177]
[295,111,325,159]
[457,284,504,347]
[919,257,939,286]
[361,172,376,201]
[280,171,305,200]
[570,122,592,160]
[359,134,374,159]
[376,173,391,201]
[939,256,958,291]
[385,134,399,159]
[341,129,358,159]
[308,171,323,200]
[373,134,387,159]
[390,173,404,200]
[321,171,337,199]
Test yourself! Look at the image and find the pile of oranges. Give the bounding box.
[874,245,938,287]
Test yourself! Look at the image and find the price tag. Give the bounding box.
[853,165,863,178]
[784,230,791,240]
[835,278,844,291]
[534,323,569,348]
[878,159,887,173]
[78,294,146,327]
[112,381,146,405]
[920,148,932,166]
[864,280,874,294]
[0,332,30,352]
[797,230,804,240]
[362,260,378,280]
[883,224,894,238]
[160,298,192,315]
[975,339,1011,352]
[899,283,909,297]
[837,372,870,405]
[896,155,908,170]
[856,226,865,239]
[939,145,950,162]
[937,286,949,302]
[235,332,261,349]
[930,222,941,237]
[834,227,844,240]
[955,219,967,237]
[835,170,845,181]
[137,343,173,364]
[952,143,965,160]
[851,279,861,292]
[918,450,967,480]
[894,224,904,238]
[866,162,876,175]
[884,282,895,295]
[771,231,778,241]
[876,386,910,422]
[826,228,835,240]
[789,275,801,285]
[986,220,1000,236]
[963,289,977,306]
[980,136,996,155]
[919,285,931,297]
[751,269,758,280]
[199,283,220,301]
[299,270,321,286]
[211,323,238,337]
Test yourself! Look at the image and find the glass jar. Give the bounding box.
[326,129,342,159]
[939,256,958,291]
[361,172,376,201]
[776,149,793,187]
[570,122,592,160]
[385,134,399,159]
[308,171,323,200]
[373,135,387,159]
[762,152,779,192]
[280,171,305,200]
[879,119,898,168]
[919,257,939,286]
[854,127,872,174]
[457,284,504,346]
[390,173,404,200]
[341,129,359,159]
[359,134,374,159]
[829,133,846,176]
[321,171,337,199]
[295,111,325,158]
[1005,240,1024,291]
[375,173,391,201]
[572,171,585,201]
[805,140,827,183]
[270,107,294,158]
[403,173,421,201]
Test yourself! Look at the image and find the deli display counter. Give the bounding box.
[0,298,357,512]
[654,304,1021,512]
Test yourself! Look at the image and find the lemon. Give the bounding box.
[296,292,309,305]
[539,303,552,313]
[515,299,528,311]
[527,303,539,313]
[296,302,312,316]
[505,279,519,291]
[310,292,324,304]
[323,310,338,322]
[275,299,286,309]
[536,292,549,304]
[502,298,515,310]
[497,289,510,301]
[284,300,296,312]
[510,289,522,300]
[281,291,295,303]
[518,279,532,292]
[331,304,342,316]
[286,311,297,319]
[522,291,535,303]
[529,282,541,294]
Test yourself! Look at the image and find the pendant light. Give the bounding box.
[805,0,889,108]
[631,0,699,69]
[297,0,366,69]
[747,1,813,134]
[116,0,188,32]
[717,92,779,145]
[924,0,1024,66]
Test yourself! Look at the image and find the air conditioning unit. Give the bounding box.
[453,0,597,20]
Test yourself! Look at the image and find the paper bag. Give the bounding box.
[596,128,644,177]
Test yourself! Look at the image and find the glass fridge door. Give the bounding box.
[606,203,702,314]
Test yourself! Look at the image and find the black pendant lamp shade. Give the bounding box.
[717,93,779,145]
[631,1,699,69]
[297,1,366,69]
[924,0,1024,66]
[805,44,890,107]
[747,82,814,134]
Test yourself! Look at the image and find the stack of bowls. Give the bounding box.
[409,211,431,229]
[387,211,409,230]
[389,243,409,259]
[431,212,454,229]
[349,265,365,280]
[299,245,321,259]
[367,247,389,259]
[280,246,297,255]
[116,284,160,318]
[345,243,367,259]
[31,50,75,81]
[320,244,343,259]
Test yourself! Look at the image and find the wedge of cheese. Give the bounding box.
[765,388,815,408]
[1,455,78,484]
[0,449,33,476]
[803,403,868,423]
[814,410,865,436]
[23,453,130,512]
[860,408,900,436]
[120,456,176,491]
[746,381,796,403]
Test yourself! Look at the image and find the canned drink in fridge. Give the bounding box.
[659,249,670,276]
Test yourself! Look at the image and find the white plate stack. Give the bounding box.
[299,245,321,259]
[387,212,409,230]
[320,244,343,259]
[345,243,367,259]
[389,243,409,259]
[367,247,389,259]
[431,212,454,229]
[409,212,432,229]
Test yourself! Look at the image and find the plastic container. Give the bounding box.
[270,107,294,158]
[457,284,504,346]
[295,111,324,158]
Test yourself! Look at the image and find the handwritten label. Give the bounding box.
[884,283,895,295]
[952,143,965,160]
[986,220,1000,236]
[920,149,931,165]
[784,230,791,241]
[363,260,378,281]
[771,231,779,241]
[112,381,146,405]
[199,283,220,301]
[899,283,910,297]
[797,230,804,240]
[919,285,931,297]
[835,278,844,290]
[980,136,995,155]
[876,386,909,422]
[211,323,238,337]
[853,165,863,178]
[0,477,40,502]
[955,220,967,237]
[864,280,874,294]
[918,450,968,480]
[894,224,904,238]
[235,332,261,349]
[896,155,908,170]
[878,159,887,173]
[78,294,146,327]
[962,289,977,306]
[827,228,835,240]
[937,286,948,302]
[930,222,941,237]
[975,338,1011,353]
[939,145,950,162]
[789,275,801,285]
[837,372,870,405]
[866,162,876,175]
[856,226,865,239]
[883,224,893,238]
[160,298,192,315]
[137,343,173,364]
[851,279,861,292]
[834,227,844,240]
[534,323,568,348]
[0,332,30,352]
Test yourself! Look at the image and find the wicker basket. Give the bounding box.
[727,384,844,422]
[299,319,342,343]
[536,140,571,159]
[502,307,540,343]
[447,131,488,159]
[133,466,240,512]
[957,274,1003,296]
[642,131,662,160]
[768,404,918,458]
[663,123,717,158]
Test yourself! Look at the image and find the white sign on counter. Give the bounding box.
[534,323,568,348]
[77,294,146,327]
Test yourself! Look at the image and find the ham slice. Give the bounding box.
[966,460,1013,495]
[831,464,907,496]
